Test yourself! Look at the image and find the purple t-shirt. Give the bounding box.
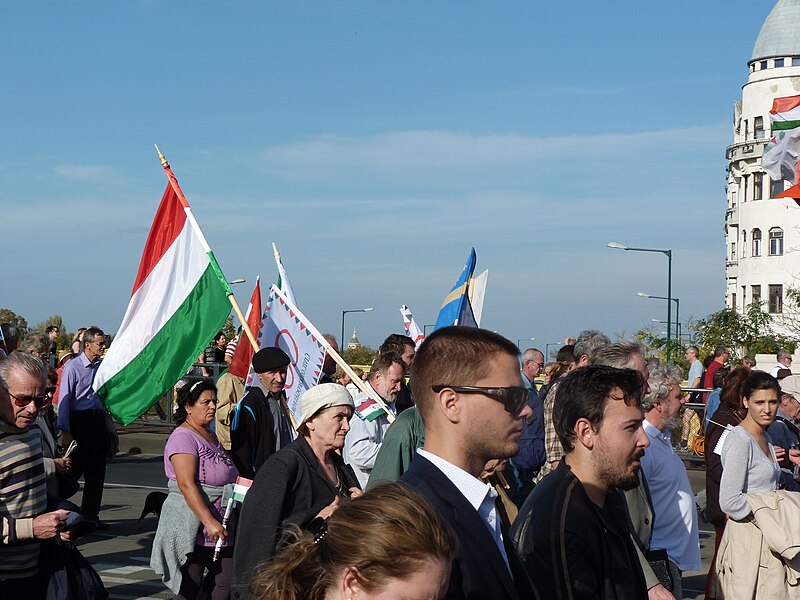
[165,427,239,547]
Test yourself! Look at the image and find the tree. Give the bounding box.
[31,314,70,351]
[0,308,28,334]
[694,303,796,361]
[633,327,689,372]
[342,345,377,367]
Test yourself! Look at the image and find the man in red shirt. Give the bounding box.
[703,346,729,402]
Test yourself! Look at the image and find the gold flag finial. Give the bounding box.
[154,144,168,167]
[272,241,281,261]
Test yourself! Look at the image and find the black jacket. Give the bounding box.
[399,454,538,600]
[705,404,741,528]
[232,436,359,596]
[229,387,293,478]
[511,459,647,600]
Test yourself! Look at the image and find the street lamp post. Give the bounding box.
[545,342,560,361]
[341,308,374,352]
[423,324,435,336]
[517,337,536,349]
[608,242,673,359]
[638,292,680,342]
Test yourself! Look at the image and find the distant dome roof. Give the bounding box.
[752,0,800,62]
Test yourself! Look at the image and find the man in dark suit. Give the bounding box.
[399,326,538,600]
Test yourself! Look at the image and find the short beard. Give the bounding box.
[594,447,643,491]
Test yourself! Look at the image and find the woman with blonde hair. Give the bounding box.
[71,328,87,355]
[250,483,456,600]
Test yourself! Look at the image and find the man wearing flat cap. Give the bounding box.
[230,347,294,478]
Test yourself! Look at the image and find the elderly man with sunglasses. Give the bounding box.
[399,326,538,600]
[57,326,112,528]
[0,352,72,597]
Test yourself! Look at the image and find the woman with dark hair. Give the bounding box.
[703,366,748,599]
[250,483,456,600]
[151,380,239,599]
[233,384,362,592]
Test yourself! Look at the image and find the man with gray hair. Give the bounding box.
[0,322,21,359]
[632,363,699,600]
[535,330,610,483]
[771,349,793,378]
[0,352,72,594]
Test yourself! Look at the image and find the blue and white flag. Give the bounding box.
[434,248,478,330]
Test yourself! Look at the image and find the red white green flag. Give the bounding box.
[228,279,262,379]
[770,95,800,131]
[94,159,232,425]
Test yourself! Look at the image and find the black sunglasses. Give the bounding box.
[431,385,529,415]
[2,387,49,409]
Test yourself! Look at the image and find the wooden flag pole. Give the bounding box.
[154,144,259,352]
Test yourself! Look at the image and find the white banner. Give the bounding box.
[245,285,328,423]
[400,305,425,349]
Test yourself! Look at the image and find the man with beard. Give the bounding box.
[343,352,405,488]
[636,364,700,600]
[511,365,650,600]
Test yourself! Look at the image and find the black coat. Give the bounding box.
[399,454,538,600]
[232,436,360,596]
[229,387,293,478]
[511,459,647,600]
[705,404,741,528]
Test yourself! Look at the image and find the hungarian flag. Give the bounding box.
[228,279,262,379]
[231,476,253,503]
[94,160,232,425]
[770,95,800,131]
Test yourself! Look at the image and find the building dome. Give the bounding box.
[751,0,800,62]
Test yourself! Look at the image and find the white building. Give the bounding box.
[725,0,800,328]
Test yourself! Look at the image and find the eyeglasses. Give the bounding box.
[1,387,49,408]
[431,385,529,415]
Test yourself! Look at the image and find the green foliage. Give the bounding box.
[342,345,377,367]
[0,308,28,334]
[633,328,688,371]
[31,314,70,351]
[694,303,796,361]
[222,315,236,341]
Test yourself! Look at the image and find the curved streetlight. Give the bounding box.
[639,292,680,342]
[227,278,246,285]
[608,242,673,359]
[517,337,536,349]
[341,307,374,351]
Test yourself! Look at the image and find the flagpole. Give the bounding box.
[272,241,281,263]
[154,144,259,351]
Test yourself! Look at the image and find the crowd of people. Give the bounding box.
[3,321,800,599]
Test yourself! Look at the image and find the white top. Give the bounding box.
[720,425,781,521]
[640,420,701,571]
[343,381,396,489]
[417,448,510,572]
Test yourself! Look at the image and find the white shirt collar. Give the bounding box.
[417,448,495,511]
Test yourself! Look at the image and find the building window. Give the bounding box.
[732,291,737,310]
[755,116,765,140]
[742,231,747,258]
[752,285,761,307]
[744,120,749,140]
[754,172,763,199]
[771,178,785,197]
[769,284,783,313]
[753,228,762,256]
[731,242,736,260]
[776,58,785,68]
[769,227,784,255]
[761,60,769,70]
[794,57,800,66]
[743,175,749,201]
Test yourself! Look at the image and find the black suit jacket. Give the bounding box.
[400,454,538,600]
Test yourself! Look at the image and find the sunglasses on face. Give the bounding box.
[2,387,49,408]
[431,385,529,414]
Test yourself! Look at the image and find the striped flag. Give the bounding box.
[231,476,253,502]
[400,305,425,349]
[355,397,387,422]
[94,164,232,425]
[770,95,800,131]
[434,248,478,330]
[228,279,262,379]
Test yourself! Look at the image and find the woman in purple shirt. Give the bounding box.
[151,380,239,599]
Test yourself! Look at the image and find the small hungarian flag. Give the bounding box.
[232,477,253,503]
[770,95,800,131]
[228,279,262,379]
[355,397,387,422]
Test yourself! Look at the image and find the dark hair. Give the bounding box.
[175,380,217,425]
[367,352,404,383]
[46,325,59,334]
[719,366,746,414]
[249,484,456,600]
[713,365,732,390]
[554,365,644,453]
[379,334,414,356]
[741,370,780,401]
[82,326,105,349]
[556,344,576,364]
[410,326,519,426]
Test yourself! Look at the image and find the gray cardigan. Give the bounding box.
[150,479,232,593]
[719,425,780,520]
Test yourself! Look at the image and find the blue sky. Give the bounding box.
[0,1,776,350]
